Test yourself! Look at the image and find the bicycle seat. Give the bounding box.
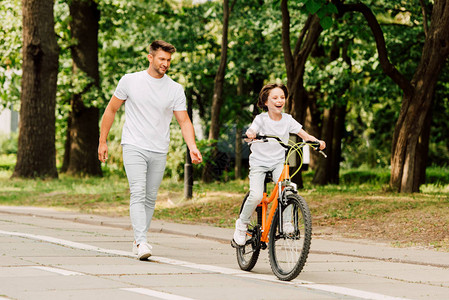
[264,171,273,184]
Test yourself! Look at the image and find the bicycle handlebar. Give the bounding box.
[241,134,327,158]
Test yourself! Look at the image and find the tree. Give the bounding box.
[202,0,235,182]
[311,39,351,185]
[280,0,329,187]
[227,0,278,179]
[334,0,449,192]
[13,0,59,178]
[60,0,102,176]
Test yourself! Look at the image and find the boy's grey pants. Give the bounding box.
[123,144,167,245]
[239,164,284,224]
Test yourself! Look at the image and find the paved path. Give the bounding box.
[0,205,448,300]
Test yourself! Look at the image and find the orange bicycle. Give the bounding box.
[232,134,326,281]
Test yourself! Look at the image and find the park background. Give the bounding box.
[0,0,448,250]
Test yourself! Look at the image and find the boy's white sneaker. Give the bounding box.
[233,219,248,246]
[283,222,295,234]
[136,242,152,260]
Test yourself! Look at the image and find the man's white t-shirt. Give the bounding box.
[248,112,302,167]
[114,71,186,153]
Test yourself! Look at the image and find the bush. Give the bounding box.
[340,168,390,185]
[425,167,449,185]
[337,167,449,186]
[0,132,18,155]
[0,154,15,171]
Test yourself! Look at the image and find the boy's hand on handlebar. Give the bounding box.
[318,140,326,150]
[308,140,327,158]
[245,129,257,140]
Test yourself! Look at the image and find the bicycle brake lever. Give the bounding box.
[318,150,327,158]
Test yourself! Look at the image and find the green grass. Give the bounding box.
[0,165,448,251]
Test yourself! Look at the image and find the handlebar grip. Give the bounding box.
[241,133,265,139]
[307,140,327,158]
[307,141,321,149]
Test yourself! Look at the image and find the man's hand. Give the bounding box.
[98,142,108,163]
[189,148,203,164]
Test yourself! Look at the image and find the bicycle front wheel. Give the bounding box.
[268,193,312,281]
[236,192,262,271]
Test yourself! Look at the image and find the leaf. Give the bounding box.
[271,0,281,9]
[320,16,333,30]
[305,0,321,15]
[327,3,339,14]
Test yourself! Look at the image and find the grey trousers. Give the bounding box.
[122,144,167,245]
[239,163,284,224]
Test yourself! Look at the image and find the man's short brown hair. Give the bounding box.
[149,40,176,54]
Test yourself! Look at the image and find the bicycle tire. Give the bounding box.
[268,193,312,281]
[236,192,262,271]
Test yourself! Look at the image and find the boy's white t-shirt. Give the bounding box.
[114,70,186,153]
[248,112,302,167]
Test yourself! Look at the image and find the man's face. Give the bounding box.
[148,49,172,77]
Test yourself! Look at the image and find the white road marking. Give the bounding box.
[29,266,84,276]
[121,288,196,300]
[0,230,411,300]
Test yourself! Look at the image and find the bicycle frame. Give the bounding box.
[259,164,290,243]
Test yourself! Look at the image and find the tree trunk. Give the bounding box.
[234,75,245,179]
[389,0,449,192]
[62,0,102,176]
[13,0,59,178]
[312,105,346,185]
[202,0,231,182]
[312,39,350,185]
[281,0,323,188]
[418,104,433,185]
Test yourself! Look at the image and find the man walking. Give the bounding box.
[98,40,202,260]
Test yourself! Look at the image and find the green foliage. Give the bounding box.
[2,0,449,183]
[425,167,449,186]
[0,133,18,155]
[0,0,21,108]
[340,168,390,185]
[0,154,16,171]
[165,121,187,180]
[336,167,449,186]
[99,112,125,176]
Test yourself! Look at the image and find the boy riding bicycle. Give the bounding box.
[233,83,325,246]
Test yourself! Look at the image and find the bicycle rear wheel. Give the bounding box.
[268,193,312,281]
[236,192,262,271]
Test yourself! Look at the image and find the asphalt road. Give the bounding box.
[0,206,448,300]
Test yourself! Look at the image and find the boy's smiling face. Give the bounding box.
[265,87,286,114]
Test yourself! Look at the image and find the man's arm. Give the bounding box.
[98,95,125,162]
[174,110,203,164]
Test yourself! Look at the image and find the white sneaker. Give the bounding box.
[283,222,295,234]
[233,219,248,246]
[137,242,152,260]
